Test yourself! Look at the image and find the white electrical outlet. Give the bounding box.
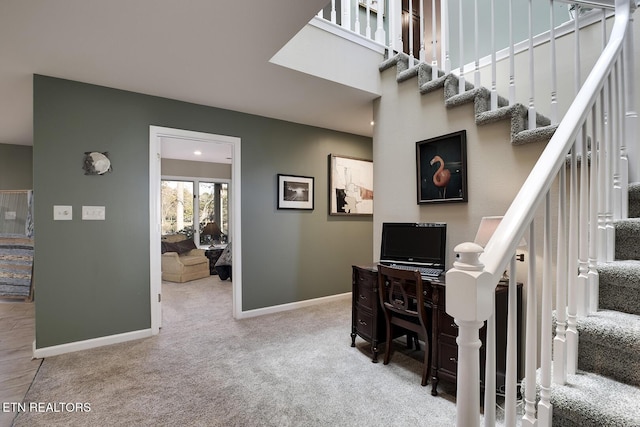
[53,205,73,220]
[82,206,105,220]
[4,211,16,220]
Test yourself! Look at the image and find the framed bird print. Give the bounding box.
[416,130,468,204]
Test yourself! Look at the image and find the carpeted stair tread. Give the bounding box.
[598,260,640,315]
[512,124,558,146]
[548,369,640,427]
[577,310,640,387]
[379,53,554,145]
[615,218,640,260]
[629,183,640,218]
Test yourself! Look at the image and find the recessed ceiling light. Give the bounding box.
[370,121,375,126]
[194,150,202,156]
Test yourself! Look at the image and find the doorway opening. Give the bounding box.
[149,126,242,333]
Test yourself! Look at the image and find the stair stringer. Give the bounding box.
[379,53,558,146]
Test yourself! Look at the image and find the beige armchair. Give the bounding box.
[161,234,210,283]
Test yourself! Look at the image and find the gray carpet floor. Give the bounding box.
[13,277,463,426]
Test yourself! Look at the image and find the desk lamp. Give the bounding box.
[202,222,222,247]
[474,216,526,282]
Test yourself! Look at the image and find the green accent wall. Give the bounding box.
[33,75,372,348]
[0,144,32,190]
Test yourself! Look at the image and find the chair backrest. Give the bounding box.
[377,265,429,326]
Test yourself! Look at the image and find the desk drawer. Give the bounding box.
[438,313,459,337]
[355,284,377,311]
[439,340,458,376]
[354,308,375,340]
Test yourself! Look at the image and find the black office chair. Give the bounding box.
[378,265,432,386]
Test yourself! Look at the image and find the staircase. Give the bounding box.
[546,183,640,426]
[379,53,557,146]
[381,50,640,425]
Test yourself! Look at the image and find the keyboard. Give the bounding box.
[385,264,443,278]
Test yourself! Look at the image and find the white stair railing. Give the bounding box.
[446,1,635,426]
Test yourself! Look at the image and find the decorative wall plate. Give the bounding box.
[83,151,112,175]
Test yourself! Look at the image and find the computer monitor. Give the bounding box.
[380,222,447,268]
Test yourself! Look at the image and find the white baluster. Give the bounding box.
[578,121,590,317]
[624,17,638,183]
[508,0,515,105]
[441,0,450,72]
[606,74,615,262]
[419,0,425,62]
[491,0,497,110]
[554,165,568,385]
[409,0,415,66]
[458,0,465,94]
[566,9,581,374]
[613,61,622,220]
[528,0,536,130]
[598,87,608,262]
[366,0,372,39]
[504,255,518,426]
[331,0,337,23]
[616,57,627,219]
[567,144,579,375]
[483,303,496,426]
[522,223,537,427]
[354,0,361,36]
[539,193,553,426]
[431,0,438,80]
[342,0,351,30]
[589,106,600,314]
[474,0,480,88]
[375,0,386,43]
[550,0,558,124]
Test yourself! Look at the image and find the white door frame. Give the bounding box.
[149,126,242,333]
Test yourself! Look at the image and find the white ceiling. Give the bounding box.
[0,0,376,161]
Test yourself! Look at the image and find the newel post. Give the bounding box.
[446,242,494,427]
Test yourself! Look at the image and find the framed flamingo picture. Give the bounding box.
[416,130,468,204]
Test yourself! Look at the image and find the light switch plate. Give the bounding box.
[4,211,16,220]
[82,206,105,220]
[53,205,73,220]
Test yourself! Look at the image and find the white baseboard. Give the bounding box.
[33,329,153,359]
[236,292,351,319]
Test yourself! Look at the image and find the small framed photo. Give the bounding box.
[329,154,373,216]
[416,130,468,204]
[277,174,314,210]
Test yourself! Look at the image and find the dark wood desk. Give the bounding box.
[351,264,522,396]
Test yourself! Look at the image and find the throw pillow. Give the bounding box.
[175,239,197,254]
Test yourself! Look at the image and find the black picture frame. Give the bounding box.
[416,130,468,204]
[277,174,314,210]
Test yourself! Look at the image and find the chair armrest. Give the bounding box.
[162,252,180,259]
[187,248,205,257]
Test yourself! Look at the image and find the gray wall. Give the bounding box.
[0,144,32,190]
[33,75,372,348]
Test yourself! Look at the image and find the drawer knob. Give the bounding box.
[449,357,458,364]
[360,294,367,300]
[450,323,458,329]
[359,319,367,326]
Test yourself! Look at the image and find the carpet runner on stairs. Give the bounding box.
[550,182,640,426]
[379,53,557,146]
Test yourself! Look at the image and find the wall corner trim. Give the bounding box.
[33,329,153,359]
[236,292,352,319]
